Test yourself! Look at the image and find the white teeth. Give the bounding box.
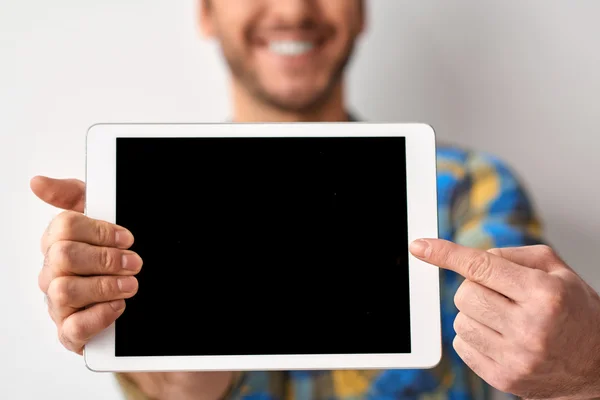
[269,40,314,56]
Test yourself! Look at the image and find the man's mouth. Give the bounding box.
[268,40,315,56]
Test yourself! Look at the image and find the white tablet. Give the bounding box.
[83,122,441,372]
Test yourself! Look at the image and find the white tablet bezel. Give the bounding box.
[83,122,441,372]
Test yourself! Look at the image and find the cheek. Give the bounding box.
[322,0,362,33]
[320,15,360,66]
[211,5,258,50]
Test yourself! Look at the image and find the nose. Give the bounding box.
[268,0,318,27]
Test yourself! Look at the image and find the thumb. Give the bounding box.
[30,176,86,213]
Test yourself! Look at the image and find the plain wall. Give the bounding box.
[1,1,599,399]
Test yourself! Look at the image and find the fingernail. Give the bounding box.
[117,277,137,293]
[115,229,134,248]
[109,299,125,311]
[121,252,142,270]
[410,239,432,258]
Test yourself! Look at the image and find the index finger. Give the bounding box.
[410,238,542,301]
[42,211,134,254]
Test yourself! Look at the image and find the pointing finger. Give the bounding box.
[410,239,545,301]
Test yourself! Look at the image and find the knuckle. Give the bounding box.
[465,252,494,283]
[53,211,79,239]
[47,240,75,271]
[486,248,501,256]
[454,280,481,312]
[47,277,73,308]
[453,282,468,310]
[537,279,568,316]
[94,222,113,245]
[95,277,117,299]
[452,316,460,334]
[453,312,467,334]
[535,245,556,260]
[58,327,78,352]
[96,248,116,273]
[64,318,88,343]
[38,270,49,293]
[60,320,87,352]
[452,336,465,357]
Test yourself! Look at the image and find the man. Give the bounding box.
[31,1,600,399]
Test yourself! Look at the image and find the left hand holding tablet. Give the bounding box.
[31,176,236,400]
[410,239,600,399]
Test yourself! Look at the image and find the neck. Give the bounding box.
[230,80,349,123]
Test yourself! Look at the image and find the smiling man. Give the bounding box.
[202,0,361,122]
[31,1,546,399]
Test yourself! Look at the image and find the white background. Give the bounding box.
[1,1,599,399]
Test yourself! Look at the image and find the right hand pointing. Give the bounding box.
[31,176,143,355]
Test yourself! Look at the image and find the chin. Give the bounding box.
[265,82,328,108]
[271,92,325,112]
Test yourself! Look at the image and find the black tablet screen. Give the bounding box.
[115,136,411,357]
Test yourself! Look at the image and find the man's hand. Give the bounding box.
[31,176,234,400]
[410,239,600,399]
[31,176,142,354]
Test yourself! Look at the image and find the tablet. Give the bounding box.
[83,122,441,372]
